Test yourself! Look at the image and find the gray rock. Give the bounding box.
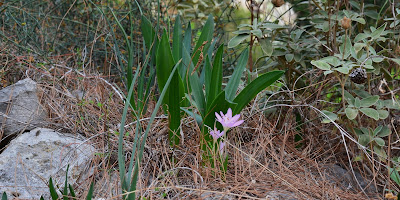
[0,128,95,199]
[0,78,47,136]
[200,192,234,200]
[323,164,377,193]
[265,190,299,200]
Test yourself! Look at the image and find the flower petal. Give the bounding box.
[226,108,233,118]
[231,114,240,122]
[210,129,222,140]
[213,126,225,139]
[215,112,222,122]
[220,121,229,129]
[218,131,225,138]
[232,120,244,127]
[224,121,235,128]
[220,111,225,118]
[209,130,216,139]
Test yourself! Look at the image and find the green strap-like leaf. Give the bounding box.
[156,30,175,104]
[140,15,156,50]
[192,15,214,65]
[86,182,94,200]
[204,56,212,101]
[205,38,218,72]
[68,184,76,198]
[168,70,181,146]
[207,45,224,109]
[183,22,192,54]
[63,165,69,200]
[157,29,185,146]
[172,15,182,62]
[129,60,183,199]
[180,23,192,79]
[225,48,248,101]
[2,192,7,200]
[183,46,206,116]
[49,177,59,200]
[233,71,284,114]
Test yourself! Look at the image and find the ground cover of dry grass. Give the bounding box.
[0,47,390,199]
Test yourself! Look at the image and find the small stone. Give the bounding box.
[265,190,298,200]
[200,192,234,200]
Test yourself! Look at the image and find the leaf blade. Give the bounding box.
[345,108,358,120]
[192,14,214,65]
[228,34,249,48]
[86,182,94,200]
[140,15,156,50]
[233,71,284,114]
[225,48,249,101]
[172,16,182,62]
[360,107,379,120]
[156,30,176,105]
[311,60,331,70]
[49,177,59,200]
[207,45,224,108]
[360,95,379,107]
[168,70,182,146]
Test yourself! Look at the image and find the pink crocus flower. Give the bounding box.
[219,141,225,155]
[215,108,244,129]
[209,127,224,141]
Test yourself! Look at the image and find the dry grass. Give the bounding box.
[0,41,389,199]
[0,1,397,199]
[0,57,385,199]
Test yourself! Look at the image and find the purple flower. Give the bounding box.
[215,108,244,129]
[219,141,225,155]
[209,127,224,141]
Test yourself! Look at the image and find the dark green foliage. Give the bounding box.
[2,192,7,200]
